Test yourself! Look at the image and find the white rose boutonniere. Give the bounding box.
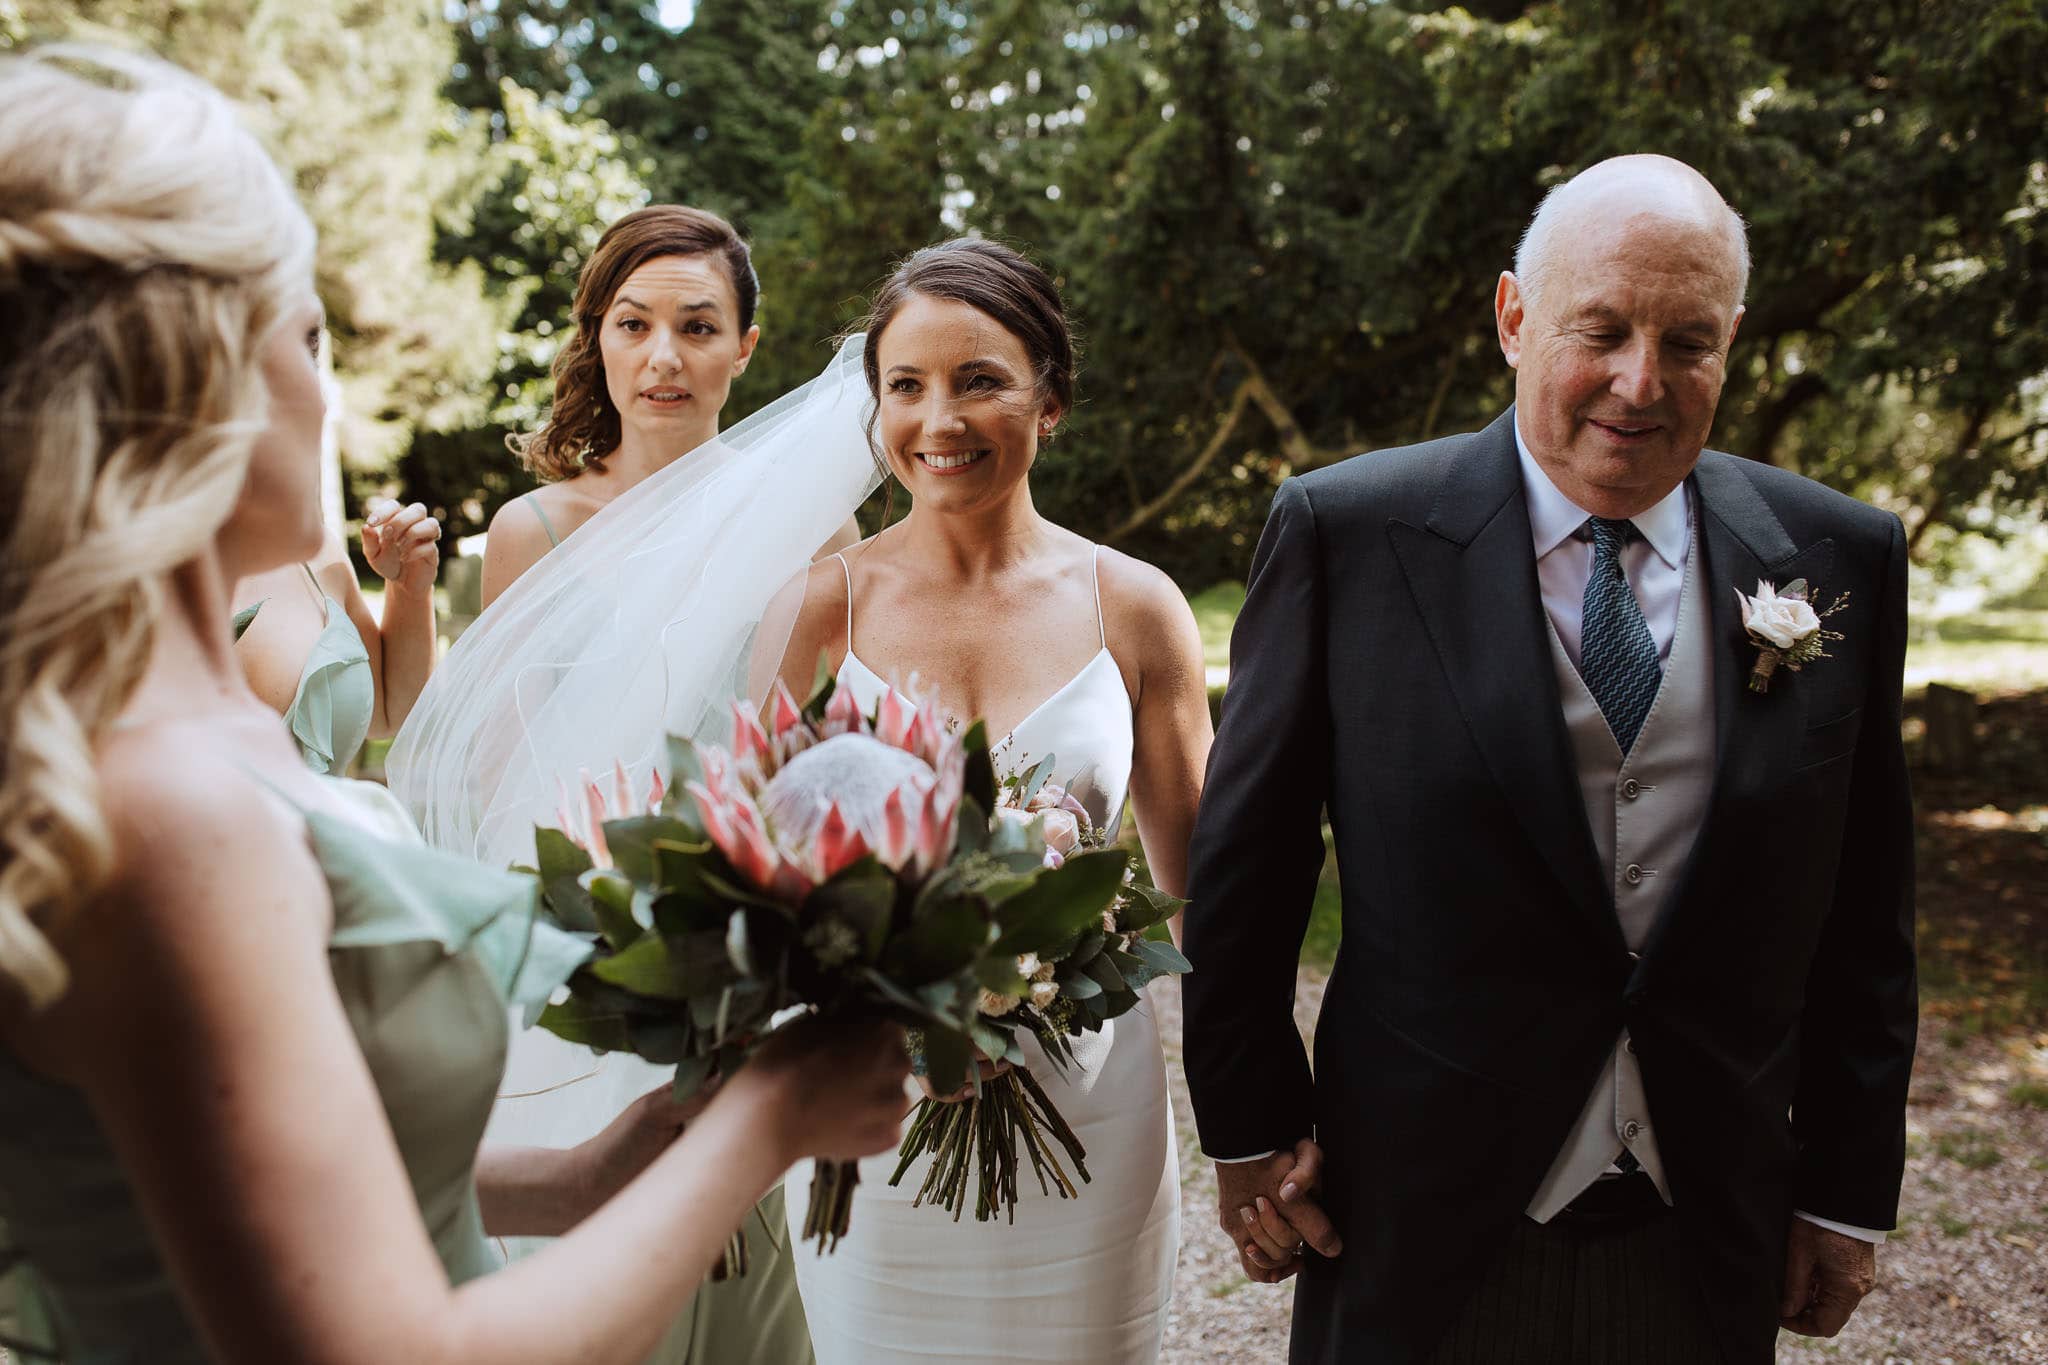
[1734,577,1849,693]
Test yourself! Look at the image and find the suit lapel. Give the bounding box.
[1641,452,1834,958]
[1693,452,1833,800]
[1387,409,1620,955]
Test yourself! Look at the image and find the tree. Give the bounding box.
[4,0,519,491]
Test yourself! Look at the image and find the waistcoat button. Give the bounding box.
[1621,778,1642,799]
[1624,863,1645,885]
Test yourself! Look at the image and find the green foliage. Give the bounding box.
[21,2,2045,575]
[5,0,519,482]
[411,0,2048,580]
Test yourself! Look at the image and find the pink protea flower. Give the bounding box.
[677,677,965,902]
[555,762,664,869]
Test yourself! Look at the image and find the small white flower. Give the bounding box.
[1029,979,1060,1009]
[1015,952,1041,978]
[1735,579,1821,650]
[978,987,1021,1017]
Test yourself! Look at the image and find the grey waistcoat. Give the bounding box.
[1526,519,1717,1222]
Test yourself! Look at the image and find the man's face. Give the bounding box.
[1497,211,1744,519]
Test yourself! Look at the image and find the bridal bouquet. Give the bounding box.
[888,757,1189,1225]
[519,667,1133,1260]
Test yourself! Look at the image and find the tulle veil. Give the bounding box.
[385,333,882,1147]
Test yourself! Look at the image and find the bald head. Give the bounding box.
[1515,155,1749,310]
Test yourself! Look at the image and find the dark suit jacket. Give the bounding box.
[1181,410,1917,1363]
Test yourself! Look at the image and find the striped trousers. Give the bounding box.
[1427,1194,1730,1364]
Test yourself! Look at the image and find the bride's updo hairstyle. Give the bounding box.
[513,204,760,481]
[857,238,1077,452]
[0,48,315,1012]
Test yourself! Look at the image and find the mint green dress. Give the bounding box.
[0,791,590,1362]
[512,494,817,1365]
[233,564,376,777]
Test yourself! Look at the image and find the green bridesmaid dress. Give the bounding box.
[232,563,376,777]
[516,493,817,1365]
[0,788,590,1362]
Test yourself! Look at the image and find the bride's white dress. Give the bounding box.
[787,547,1180,1363]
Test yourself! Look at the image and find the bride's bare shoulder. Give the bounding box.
[1093,545,1202,679]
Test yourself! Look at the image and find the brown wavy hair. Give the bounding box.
[511,205,759,482]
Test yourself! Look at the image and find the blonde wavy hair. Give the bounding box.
[0,47,316,1012]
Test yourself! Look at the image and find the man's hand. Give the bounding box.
[1213,1138,1343,1285]
[1780,1218,1878,1337]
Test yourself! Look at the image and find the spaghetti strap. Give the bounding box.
[834,552,855,651]
[1089,544,1107,650]
[298,562,333,622]
[527,497,562,548]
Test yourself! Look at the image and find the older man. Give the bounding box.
[1182,154,1916,1362]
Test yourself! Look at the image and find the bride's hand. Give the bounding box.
[915,1047,1012,1104]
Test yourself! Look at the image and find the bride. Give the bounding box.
[772,239,1213,1362]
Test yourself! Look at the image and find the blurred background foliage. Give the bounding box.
[6,0,2048,592]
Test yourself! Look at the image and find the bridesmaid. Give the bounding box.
[478,204,838,1365]
[231,496,441,775]
[0,48,908,1365]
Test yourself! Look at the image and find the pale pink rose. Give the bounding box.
[1736,579,1821,650]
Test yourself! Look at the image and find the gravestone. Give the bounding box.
[1922,682,1979,774]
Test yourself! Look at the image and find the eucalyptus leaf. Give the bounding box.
[603,815,701,885]
[1120,882,1185,932]
[1131,936,1193,976]
[1018,753,1056,806]
[1083,952,1126,997]
[626,1015,696,1064]
[881,896,996,985]
[580,869,642,951]
[536,826,594,885]
[952,796,990,857]
[541,874,600,934]
[989,849,1128,957]
[1059,968,1103,1000]
[536,996,632,1052]
[988,813,1032,856]
[589,933,689,999]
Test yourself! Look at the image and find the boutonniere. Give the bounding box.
[1734,578,1849,693]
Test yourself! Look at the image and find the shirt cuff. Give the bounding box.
[1211,1150,1279,1164]
[1794,1210,1890,1244]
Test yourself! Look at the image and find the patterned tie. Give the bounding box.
[1578,517,1661,755]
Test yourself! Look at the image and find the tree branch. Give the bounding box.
[1744,371,1829,466]
[1105,379,1254,543]
[1225,332,1356,471]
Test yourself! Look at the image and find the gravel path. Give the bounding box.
[1153,975,2048,1364]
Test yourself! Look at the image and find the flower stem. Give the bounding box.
[886,1069,1092,1224]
